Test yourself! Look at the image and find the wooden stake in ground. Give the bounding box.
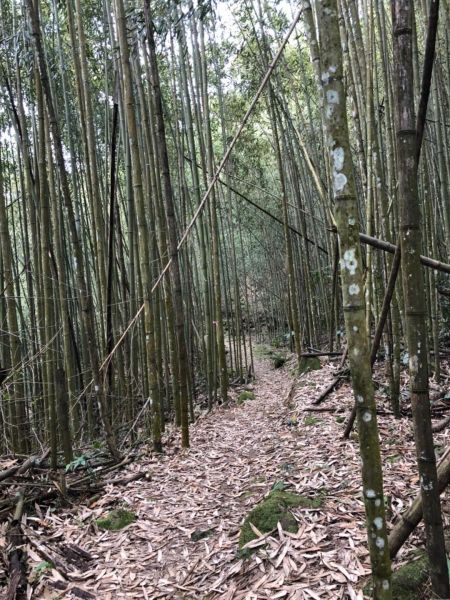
[308,0,392,596]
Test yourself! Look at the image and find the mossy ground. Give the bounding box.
[254,344,288,369]
[237,390,255,404]
[273,354,287,369]
[239,489,325,550]
[96,508,136,531]
[298,356,321,375]
[304,415,321,426]
[364,554,431,600]
[254,344,275,359]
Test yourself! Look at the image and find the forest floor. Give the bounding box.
[8,353,450,600]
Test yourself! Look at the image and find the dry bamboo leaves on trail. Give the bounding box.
[1,357,449,599]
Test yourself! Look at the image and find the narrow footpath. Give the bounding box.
[35,357,449,600]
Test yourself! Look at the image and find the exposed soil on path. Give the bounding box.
[27,357,450,599]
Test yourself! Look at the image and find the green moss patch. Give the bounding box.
[237,390,255,404]
[364,554,430,600]
[239,489,324,550]
[304,415,321,426]
[272,353,287,369]
[298,356,321,375]
[254,345,288,369]
[391,555,429,599]
[96,509,136,531]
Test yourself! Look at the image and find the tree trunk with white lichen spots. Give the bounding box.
[391,0,449,596]
[306,0,392,596]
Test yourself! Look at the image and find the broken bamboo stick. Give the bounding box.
[388,447,450,558]
[0,449,50,483]
[6,491,26,600]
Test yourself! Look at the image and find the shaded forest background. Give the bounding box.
[0,0,450,596]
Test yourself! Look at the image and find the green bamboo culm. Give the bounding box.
[391,0,450,596]
[308,0,392,596]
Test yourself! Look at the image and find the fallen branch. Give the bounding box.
[303,407,340,413]
[71,469,147,494]
[359,233,450,275]
[437,287,450,298]
[49,582,95,600]
[0,449,50,483]
[0,456,135,519]
[6,491,26,600]
[312,373,348,405]
[432,414,450,433]
[303,406,394,416]
[430,406,450,415]
[300,352,342,357]
[23,525,70,579]
[311,348,349,406]
[388,447,450,558]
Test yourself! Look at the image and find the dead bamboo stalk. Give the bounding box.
[6,491,26,600]
[0,449,50,483]
[388,447,450,558]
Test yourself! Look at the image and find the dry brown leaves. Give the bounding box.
[5,357,449,599]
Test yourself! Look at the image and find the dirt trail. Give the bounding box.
[33,357,450,599]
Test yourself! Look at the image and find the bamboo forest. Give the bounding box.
[0,0,450,598]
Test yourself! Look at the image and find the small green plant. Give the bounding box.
[254,344,274,358]
[271,480,286,491]
[32,561,53,580]
[271,336,282,348]
[65,455,88,473]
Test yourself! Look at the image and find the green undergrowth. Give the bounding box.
[239,488,325,554]
[96,508,136,531]
[254,347,322,373]
[364,554,432,599]
[254,343,275,358]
